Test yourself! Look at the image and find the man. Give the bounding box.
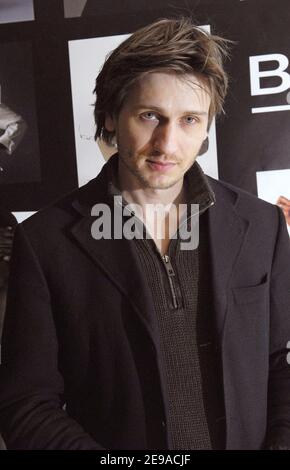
[0,17,290,450]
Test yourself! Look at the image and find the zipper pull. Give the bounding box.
[162,254,175,276]
[161,254,178,309]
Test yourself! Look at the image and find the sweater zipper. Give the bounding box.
[159,204,213,311]
[159,202,214,311]
[161,254,179,309]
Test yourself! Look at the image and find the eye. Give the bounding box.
[141,112,158,121]
[183,115,198,125]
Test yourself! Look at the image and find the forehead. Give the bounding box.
[123,71,211,113]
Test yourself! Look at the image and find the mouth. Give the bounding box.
[146,159,177,172]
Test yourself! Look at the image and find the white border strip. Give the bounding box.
[252,105,290,114]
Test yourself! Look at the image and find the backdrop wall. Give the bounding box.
[0,0,289,233]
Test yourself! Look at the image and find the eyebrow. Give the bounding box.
[133,105,208,116]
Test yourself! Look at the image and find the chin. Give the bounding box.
[144,177,179,190]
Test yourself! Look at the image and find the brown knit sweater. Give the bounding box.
[108,157,225,449]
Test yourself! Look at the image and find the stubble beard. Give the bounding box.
[120,152,184,190]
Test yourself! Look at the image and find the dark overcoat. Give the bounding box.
[0,156,290,449]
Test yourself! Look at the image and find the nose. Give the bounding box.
[151,122,178,156]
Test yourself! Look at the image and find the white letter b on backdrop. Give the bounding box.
[249,53,290,95]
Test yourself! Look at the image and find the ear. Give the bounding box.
[104,114,116,132]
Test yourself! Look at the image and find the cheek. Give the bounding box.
[179,135,204,164]
[183,128,207,148]
[179,131,200,150]
[128,121,153,146]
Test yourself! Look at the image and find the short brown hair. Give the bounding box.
[94,17,231,145]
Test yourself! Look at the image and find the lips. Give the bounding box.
[146,160,176,171]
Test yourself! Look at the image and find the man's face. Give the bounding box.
[105,71,211,190]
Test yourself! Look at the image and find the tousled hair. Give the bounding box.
[93,17,231,145]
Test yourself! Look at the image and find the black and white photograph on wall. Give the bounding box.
[0,0,35,24]
[0,41,41,187]
[63,0,87,18]
[68,25,219,187]
[257,169,290,236]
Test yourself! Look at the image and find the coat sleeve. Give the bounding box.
[0,224,105,449]
[264,206,290,449]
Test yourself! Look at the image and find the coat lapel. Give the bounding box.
[206,178,250,340]
[69,159,160,351]
[206,178,252,449]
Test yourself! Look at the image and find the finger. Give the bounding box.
[0,245,12,251]
[0,234,14,242]
[0,247,12,251]
[278,196,290,204]
[277,202,290,210]
[0,229,14,236]
[0,225,14,231]
[281,210,290,219]
[0,248,12,254]
[0,240,12,247]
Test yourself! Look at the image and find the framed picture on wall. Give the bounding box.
[257,169,290,236]
[0,0,35,24]
[0,11,79,213]
[0,40,41,187]
[63,0,87,18]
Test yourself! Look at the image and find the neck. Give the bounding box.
[115,158,189,255]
